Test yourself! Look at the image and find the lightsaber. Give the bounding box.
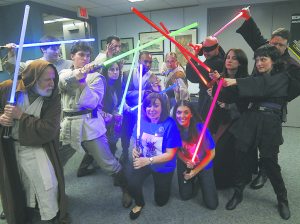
[130,83,178,111]
[136,64,143,143]
[131,7,210,86]
[158,22,209,87]
[9,5,30,104]
[3,5,30,139]
[191,78,224,162]
[289,47,300,61]
[159,21,209,88]
[102,22,198,67]
[212,6,250,37]
[118,40,140,115]
[0,38,95,48]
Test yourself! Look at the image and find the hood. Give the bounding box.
[21,59,59,98]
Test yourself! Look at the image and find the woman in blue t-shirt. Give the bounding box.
[128,93,182,220]
[172,100,218,209]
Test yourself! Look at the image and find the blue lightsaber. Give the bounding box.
[130,83,178,111]
[118,40,140,115]
[1,38,95,48]
[9,5,30,103]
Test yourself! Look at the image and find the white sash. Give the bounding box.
[12,93,57,191]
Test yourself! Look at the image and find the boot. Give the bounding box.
[122,188,133,208]
[250,169,268,189]
[77,154,96,177]
[226,187,244,210]
[0,211,5,220]
[277,193,291,220]
[113,170,132,208]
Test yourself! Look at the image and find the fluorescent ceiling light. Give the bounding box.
[128,0,144,2]
[44,18,72,24]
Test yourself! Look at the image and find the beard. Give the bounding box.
[34,83,53,97]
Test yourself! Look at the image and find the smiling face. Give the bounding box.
[145,98,162,123]
[165,55,178,70]
[139,53,152,75]
[176,105,192,128]
[108,39,121,56]
[255,56,273,74]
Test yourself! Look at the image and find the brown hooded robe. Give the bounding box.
[0,60,68,224]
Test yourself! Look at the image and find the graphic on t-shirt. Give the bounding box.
[181,141,200,164]
[141,132,163,157]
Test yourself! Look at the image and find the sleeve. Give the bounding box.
[212,84,239,104]
[58,69,81,92]
[236,17,268,51]
[164,119,182,148]
[186,59,210,84]
[93,53,107,65]
[18,93,61,146]
[78,73,105,110]
[197,123,215,150]
[125,71,145,106]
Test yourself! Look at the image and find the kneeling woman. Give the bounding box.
[173,100,218,209]
[128,93,182,220]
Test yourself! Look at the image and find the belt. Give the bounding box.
[63,109,98,118]
[256,106,281,115]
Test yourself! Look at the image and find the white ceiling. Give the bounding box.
[0,0,234,17]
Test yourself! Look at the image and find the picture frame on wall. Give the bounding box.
[120,37,134,64]
[151,54,164,74]
[170,28,198,67]
[101,37,134,64]
[100,39,107,51]
[139,31,164,53]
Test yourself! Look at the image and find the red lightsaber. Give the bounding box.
[191,78,224,162]
[131,7,210,86]
[159,21,209,87]
[212,6,250,37]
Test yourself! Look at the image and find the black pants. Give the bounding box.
[235,145,287,198]
[177,159,218,209]
[121,111,137,156]
[128,165,174,207]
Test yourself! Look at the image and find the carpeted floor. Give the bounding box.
[1,127,299,224]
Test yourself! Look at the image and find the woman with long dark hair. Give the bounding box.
[209,48,249,189]
[218,44,291,220]
[172,100,218,209]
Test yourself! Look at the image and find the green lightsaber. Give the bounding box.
[99,22,198,67]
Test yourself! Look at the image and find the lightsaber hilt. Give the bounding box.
[135,138,142,157]
[3,126,12,139]
[183,167,192,184]
[207,73,225,88]
[2,102,14,139]
[90,63,104,73]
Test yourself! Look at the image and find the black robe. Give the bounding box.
[236,17,300,102]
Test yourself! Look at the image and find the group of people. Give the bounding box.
[0,6,299,224]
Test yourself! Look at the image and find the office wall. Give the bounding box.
[97,0,299,127]
[208,1,300,127]
[0,1,98,81]
[96,0,294,93]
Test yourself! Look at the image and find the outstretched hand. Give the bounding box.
[241,7,251,20]
[223,78,237,87]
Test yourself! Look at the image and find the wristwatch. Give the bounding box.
[149,157,153,165]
